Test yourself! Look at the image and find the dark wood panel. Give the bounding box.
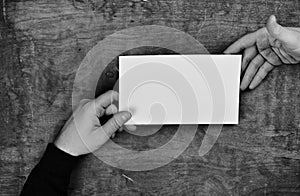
[0,0,299,195]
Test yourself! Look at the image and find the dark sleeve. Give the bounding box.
[20,143,80,196]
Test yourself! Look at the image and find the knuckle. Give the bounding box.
[98,107,105,117]
[263,63,273,72]
[252,62,260,69]
[106,90,113,94]
[260,48,272,58]
[112,116,121,130]
[260,66,268,74]
[243,57,250,64]
[273,39,281,48]
[107,90,116,95]
[251,59,263,69]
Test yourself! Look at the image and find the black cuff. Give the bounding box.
[37,143,80,177]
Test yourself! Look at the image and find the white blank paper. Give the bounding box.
[119,55,241,125]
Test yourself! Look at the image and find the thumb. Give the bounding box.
[266,15,300,49]
[101,111,132,136]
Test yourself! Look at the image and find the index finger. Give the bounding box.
[224,31,258,54]
[94,90,119,115]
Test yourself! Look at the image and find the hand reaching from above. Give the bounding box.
[224,15,300,90]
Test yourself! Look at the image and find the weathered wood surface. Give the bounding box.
[0,0,300,195]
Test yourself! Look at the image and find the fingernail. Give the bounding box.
[122,112,131,121]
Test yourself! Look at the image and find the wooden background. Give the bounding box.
[0,0,300,195]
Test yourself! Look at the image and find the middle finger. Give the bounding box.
[241,54,265,90]
[242,46,258,72]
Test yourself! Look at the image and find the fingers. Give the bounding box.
[266,15,300,50]
[224,32,258,54]
[272,47,290,64]
[242,46,257,72]
[125,125,137,132]
[94,90,118,116]
[273,47,299,64]
[241,54,265,90]
[101,111,132,137]
[249,62,274,89]
[105,104,134,133]
[257,48,282,66]
[105,104,118,115]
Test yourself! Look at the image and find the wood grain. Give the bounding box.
[0,0,299,195]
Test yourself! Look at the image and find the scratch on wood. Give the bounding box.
[262,130,293,137]
[2,0,6,25]
[122,174,134,182]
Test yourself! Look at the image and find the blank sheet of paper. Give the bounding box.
[119,55,241,125]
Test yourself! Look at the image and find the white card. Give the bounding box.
[119,55,241,125]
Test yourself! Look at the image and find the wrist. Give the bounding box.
[54,140,79,157]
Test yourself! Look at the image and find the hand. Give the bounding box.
[224,15,300,90]
[54,90,136,156]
